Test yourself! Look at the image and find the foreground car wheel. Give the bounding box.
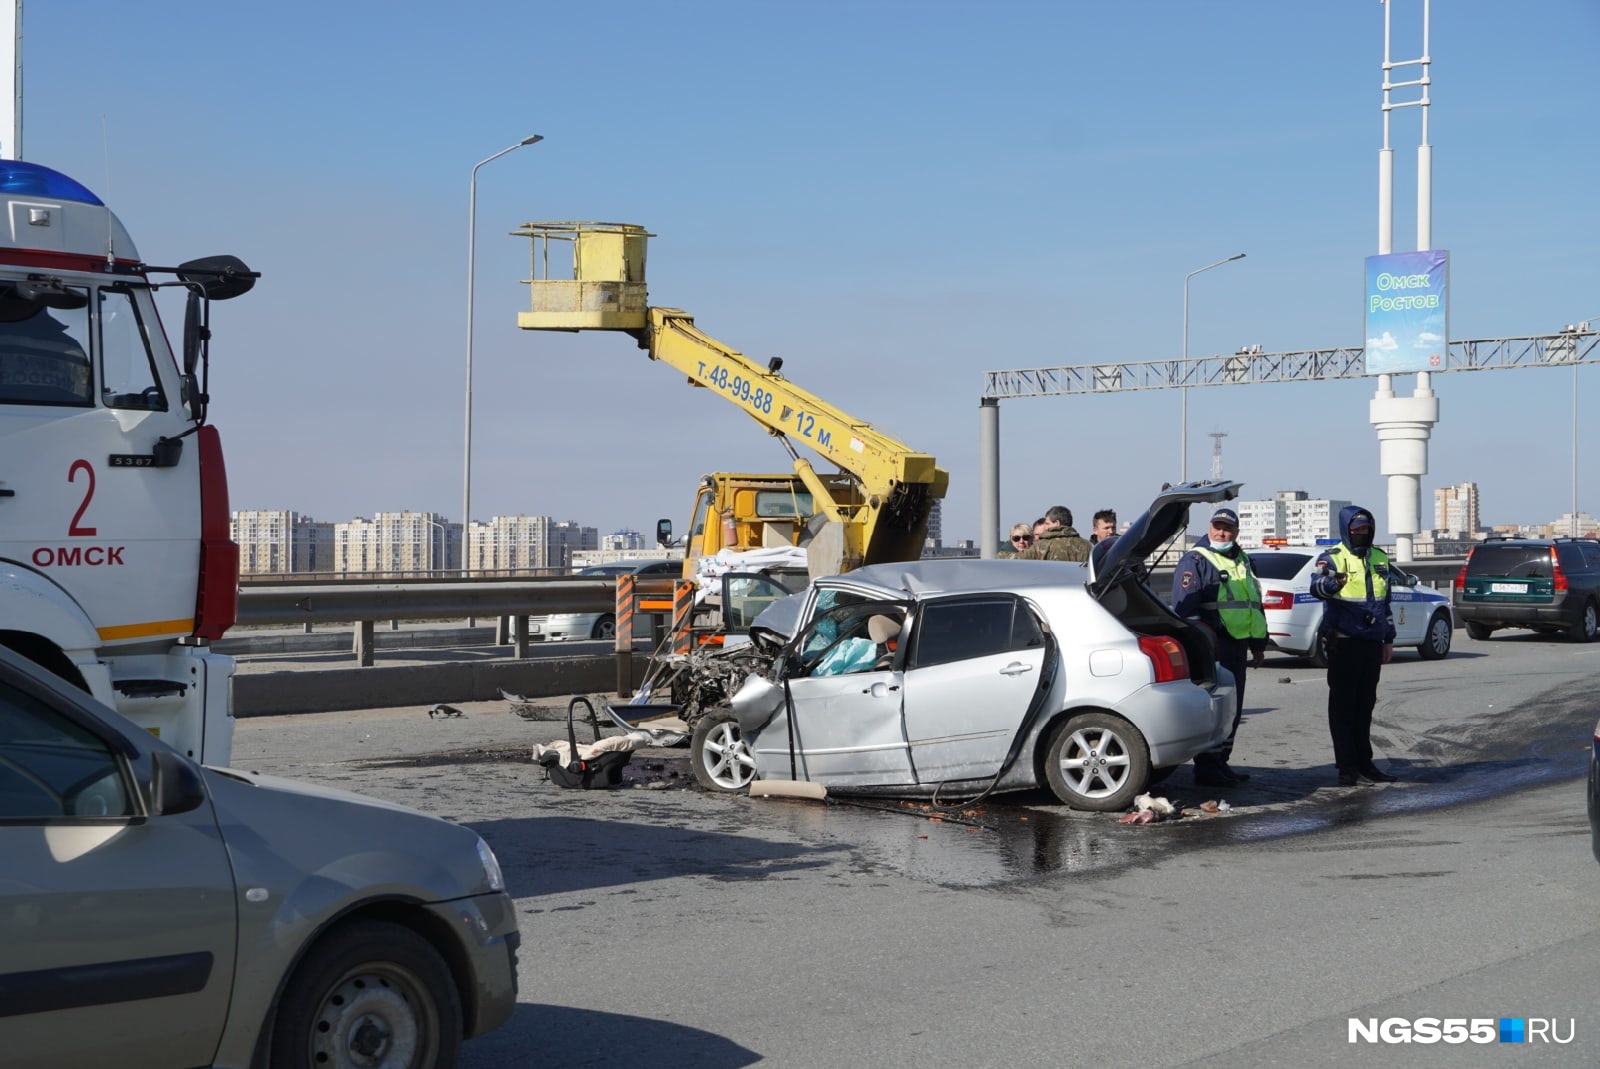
[1464,621,1494,641]
[272,919,461,1069]
[1418,612,1453,660]
[1043,712,1149,812]
[691,710,756,793]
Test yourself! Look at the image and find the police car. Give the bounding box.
[1250,541,1454,665]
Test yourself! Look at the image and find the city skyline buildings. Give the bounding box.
[233,477,1595,576]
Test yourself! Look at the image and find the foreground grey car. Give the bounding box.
[0,646,518,1069]
[696,481,1241,811]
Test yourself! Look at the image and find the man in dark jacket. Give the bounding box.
[1310,505,1398,787]
[1020,505,1091,562]
[1170,507,1267,787]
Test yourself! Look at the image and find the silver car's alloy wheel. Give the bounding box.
[1043,712,1150,812]
[1058,726,1131,798]
[691,711,757,792]
[592,614,617,641]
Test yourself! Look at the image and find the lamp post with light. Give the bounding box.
[1181,252,1246,483]
[463,134,543,576]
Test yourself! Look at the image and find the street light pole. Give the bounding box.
[463,133,543,576]
[1181,252,1246,482]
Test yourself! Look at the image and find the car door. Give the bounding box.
[774,602,916,788]
[900,595,1047,784]
[0,671,237,1069]
[1388,564,1424,643]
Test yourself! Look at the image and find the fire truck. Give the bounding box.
[0,159,255,765]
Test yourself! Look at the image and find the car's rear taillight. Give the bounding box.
[193,425,239,640]
[1138,635,1188,683]
[1261,588,1295,611]
[1456,546,1472,591]
[1553,550,1569,592]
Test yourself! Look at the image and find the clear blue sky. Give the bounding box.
[22,1,1599,539]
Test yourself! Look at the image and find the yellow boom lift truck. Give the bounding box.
[514,222,949,752]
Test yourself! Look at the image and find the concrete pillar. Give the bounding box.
[1369,372,1438,563]
[979,397,1000,558]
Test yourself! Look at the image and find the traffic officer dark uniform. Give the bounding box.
[1170,507,1267,788]
[1309,505,1398,787]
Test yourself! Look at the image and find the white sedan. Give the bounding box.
[1250,543,1454,665]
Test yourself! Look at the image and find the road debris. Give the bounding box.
[427,704,466,719]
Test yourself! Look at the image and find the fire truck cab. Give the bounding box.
[0,160,254,765]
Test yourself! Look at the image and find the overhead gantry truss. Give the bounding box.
[982,330,1600,399]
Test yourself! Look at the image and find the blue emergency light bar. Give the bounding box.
[1315,537,1340,545]
[0,160,103,205]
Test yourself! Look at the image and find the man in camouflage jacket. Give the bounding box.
[1019,505,1091,562]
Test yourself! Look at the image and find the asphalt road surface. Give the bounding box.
[233,633,1600,1068]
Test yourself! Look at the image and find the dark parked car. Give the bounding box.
[1452,537,1600,642]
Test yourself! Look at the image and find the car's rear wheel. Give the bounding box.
[1043,711,1149,812]
[590,614,617,641]
[1465,621,1495,641]
[1308,630,1330,669]
[691,709,756,793]
[1418,612,1452,660]
[271,919,461,1069]
[1568,601,1599,643]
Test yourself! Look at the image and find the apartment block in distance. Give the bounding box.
[231,510,337,576]
[334,511,460,576]
[1433,481,1480,536]
[1237,490,1351,547]
[465,515,597,575]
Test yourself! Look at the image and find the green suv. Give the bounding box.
[1453,537,1600,642]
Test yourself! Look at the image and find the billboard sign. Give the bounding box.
[1364,250,1448,374]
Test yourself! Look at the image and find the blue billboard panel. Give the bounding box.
[1364,250,1448,374]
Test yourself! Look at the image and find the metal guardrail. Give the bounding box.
[233,560,1465,666]
[236,577,618,625]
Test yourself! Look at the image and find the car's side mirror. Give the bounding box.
[150,750,206,816]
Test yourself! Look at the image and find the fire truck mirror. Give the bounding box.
[175,255,257,302]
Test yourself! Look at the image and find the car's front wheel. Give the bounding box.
[1042,711,1149,812]
[1418,612,1453,660]
[1465,621,1494,641]
[591,614,617,641]
[1568,601,1599,643]
[271,919,461,1069]
[691,709,756,793]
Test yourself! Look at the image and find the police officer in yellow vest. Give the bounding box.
[1309,505,1399,787]
[1170,507,1267,788]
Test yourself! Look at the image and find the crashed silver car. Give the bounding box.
[689,481,1242,811]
